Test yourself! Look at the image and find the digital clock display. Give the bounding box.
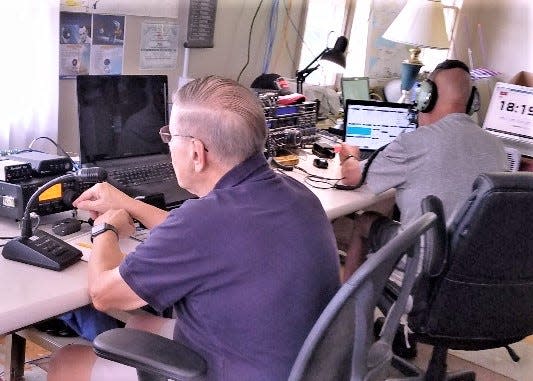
[499,101,533,115]
[483,82,533,143]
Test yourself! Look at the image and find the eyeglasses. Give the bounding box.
[159,125,208,152]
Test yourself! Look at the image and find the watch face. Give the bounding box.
[91,223,118,241]
[91,224,106,235]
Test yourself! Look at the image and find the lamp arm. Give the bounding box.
[296,47,329,93]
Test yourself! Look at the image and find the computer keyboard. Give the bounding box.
[109,162,176,187]
[317,129,343,144]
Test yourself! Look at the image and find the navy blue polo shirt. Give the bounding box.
[120,153,340,381]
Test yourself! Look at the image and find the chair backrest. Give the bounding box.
[410,172,533,350]
[288,212,436,381]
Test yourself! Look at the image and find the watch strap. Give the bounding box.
[91,223,119,242]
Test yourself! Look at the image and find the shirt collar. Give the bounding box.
[213,152,274,190]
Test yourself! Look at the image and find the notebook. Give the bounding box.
[76,75,195,208]
[343,100,417,160]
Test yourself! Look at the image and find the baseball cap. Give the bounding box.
[251,73,293,95]
[251,73,305,105]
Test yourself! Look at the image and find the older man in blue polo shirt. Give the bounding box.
[48,76,340,381]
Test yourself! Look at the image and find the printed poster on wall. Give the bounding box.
[140,20,179,70]
[59,12,125,78]
[59,12,92,78]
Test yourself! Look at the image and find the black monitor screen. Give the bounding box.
[76,75,169,163]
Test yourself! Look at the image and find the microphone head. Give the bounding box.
[76,167,108,182]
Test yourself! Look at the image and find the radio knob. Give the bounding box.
[62,189,77,207]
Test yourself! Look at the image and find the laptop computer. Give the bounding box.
[343,99,417,160]
[76,75,195,209]
[482,82,533,158]
[341,77,370,106]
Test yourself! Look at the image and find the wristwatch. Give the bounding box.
[91,223,119,242]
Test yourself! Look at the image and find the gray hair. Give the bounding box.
[172,76,267,166]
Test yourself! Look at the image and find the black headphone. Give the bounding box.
[415,59,480,115]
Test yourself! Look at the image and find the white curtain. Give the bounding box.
[0,1,59,152]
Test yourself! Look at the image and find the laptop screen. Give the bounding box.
[77,75,169,164]
[341,77,370,106]
[482,82,533,157]
[343,100,417,150]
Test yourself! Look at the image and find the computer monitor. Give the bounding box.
[482,82,533,157]
[76,75,169,164]
[343,99,417,158]
[341,77,370,106]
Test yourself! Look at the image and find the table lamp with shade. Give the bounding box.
[383,0,450,103]
[296,36,349,94]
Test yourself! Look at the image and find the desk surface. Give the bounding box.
[0,154,393,335]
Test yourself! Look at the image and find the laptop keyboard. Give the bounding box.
[109,162,176,187]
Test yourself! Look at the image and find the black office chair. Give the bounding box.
[391,172,533,380]
[93,212,437,381]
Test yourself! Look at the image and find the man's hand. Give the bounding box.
[73,182,131,220]
[338,143,362,186]
[338,143,360,163]
[94,209,135,238]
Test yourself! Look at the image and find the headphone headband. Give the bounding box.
[433,59,470,74]
[415,59,478,115]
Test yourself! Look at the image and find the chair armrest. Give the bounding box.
[93,328,207,380]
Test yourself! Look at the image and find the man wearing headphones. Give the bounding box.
[339,59,508,282]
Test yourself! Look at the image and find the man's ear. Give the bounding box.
[192,139,207,172]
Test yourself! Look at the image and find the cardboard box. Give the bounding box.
[509,71,533,87]
[508,71,533,170]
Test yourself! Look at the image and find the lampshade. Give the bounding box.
[383,0,449,102]
[320,36,348,70]
[296,36,348,94]
[383,0,449,53]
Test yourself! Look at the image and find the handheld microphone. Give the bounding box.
[2,167,107,271]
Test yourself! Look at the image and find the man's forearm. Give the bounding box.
[123,198,169,229]
[88,232,125,289]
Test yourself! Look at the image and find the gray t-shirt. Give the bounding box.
[365,113,508,223]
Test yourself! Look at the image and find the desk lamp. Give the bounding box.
[383,0,450,103]
[296,36,348,94]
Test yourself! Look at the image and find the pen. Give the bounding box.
[76,242,93,249]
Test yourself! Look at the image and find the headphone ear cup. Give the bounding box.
[466,86,480,115]
[416,79,438,113]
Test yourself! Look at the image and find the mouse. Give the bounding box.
[52,218,82,236]
[313,158,329,169]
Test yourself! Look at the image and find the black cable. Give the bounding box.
[28,136,80,170]
[237,0,264,82]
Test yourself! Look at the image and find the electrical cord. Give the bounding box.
[28,136,80,170]
[262,0,279,73]
[274,163,357,190]
[237,0,264,82]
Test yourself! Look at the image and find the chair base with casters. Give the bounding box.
[93,212,437,381]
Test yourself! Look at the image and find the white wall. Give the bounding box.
[453,0,532,81]
[58,0,532,153]
[58,0,305,154]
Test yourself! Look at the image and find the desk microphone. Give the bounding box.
[2,167,107,271]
